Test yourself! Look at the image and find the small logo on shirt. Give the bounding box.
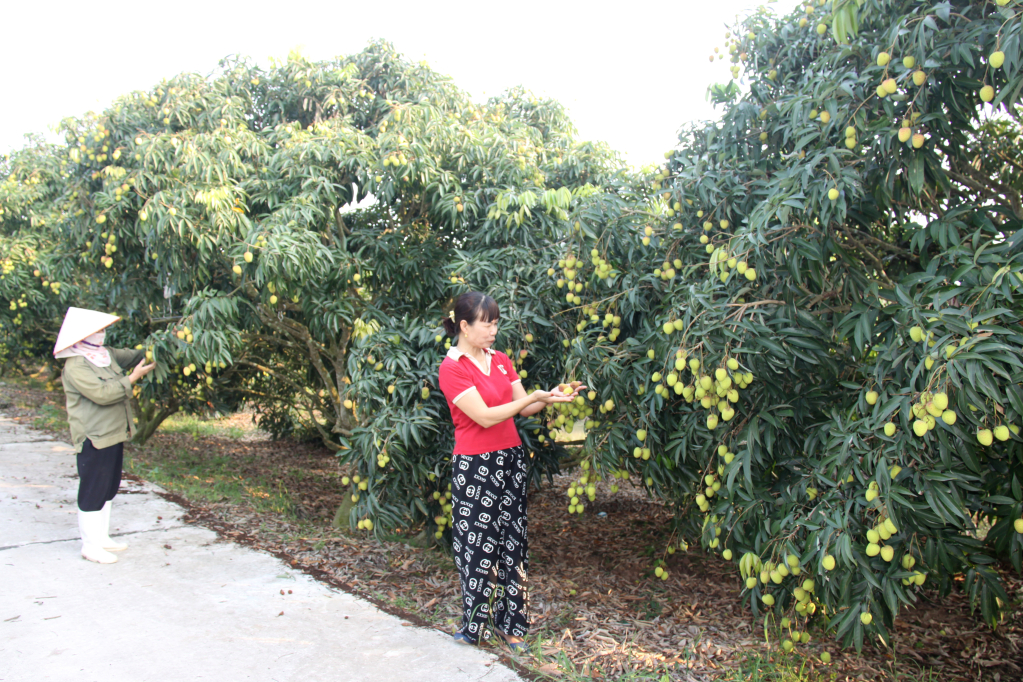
[497,363,507,374]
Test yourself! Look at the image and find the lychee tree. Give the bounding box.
[0,139,88,377]
[546,0,1023,651]
[0,43,620,540]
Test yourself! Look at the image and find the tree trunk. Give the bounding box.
[132,396,180,445]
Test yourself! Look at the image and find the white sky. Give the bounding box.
[2,0,801,169]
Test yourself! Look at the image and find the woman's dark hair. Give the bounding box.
[442,292,500,337]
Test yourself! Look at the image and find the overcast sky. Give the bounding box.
[2,0,801,168]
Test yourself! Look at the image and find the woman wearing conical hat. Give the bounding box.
[53,308,155,564]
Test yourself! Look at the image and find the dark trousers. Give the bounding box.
[450,445,529,643]
[77,439,124,512]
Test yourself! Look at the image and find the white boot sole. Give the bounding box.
[82,545,118,564]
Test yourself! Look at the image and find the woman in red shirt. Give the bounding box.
[438,291,580,651]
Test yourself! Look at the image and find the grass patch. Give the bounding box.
[720,649,940,682]
[158,412,250,440]
[32,402,69,433]
[126,443,293,516]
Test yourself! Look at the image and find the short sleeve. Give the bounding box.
[494,351,521,385]
[439,359,477,404]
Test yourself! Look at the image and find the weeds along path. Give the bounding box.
[2,379,1020,681]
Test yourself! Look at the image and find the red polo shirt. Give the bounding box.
[438,346,523,455]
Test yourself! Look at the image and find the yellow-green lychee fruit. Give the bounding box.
[867,528,880,544]
[876,52,890,66]
[883,422,897,437]
[903,55,916,68]
[727,357,739,371]
[994,425,1011,441]
[880,545,895,562]
[978,429,993,446]
[941,410,956,425]
[822,554,836,570]
[990,51,1005,69]
[745,576,758,589]
[636,429,647,442]
[981,85,995,102]
[866,542,881,557]
[821,651,832,663]
[860,612,872,625]
[913,419,928,437]
[828,187,839,201]
[1014,518,1023,534]
[909,326,924,342]
[762,593,775,606]
[865,391,878,405]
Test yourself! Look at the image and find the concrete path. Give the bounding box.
[0,414,521,682]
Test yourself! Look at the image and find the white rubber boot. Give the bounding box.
[99,501,128,552]
[79,509,118,564]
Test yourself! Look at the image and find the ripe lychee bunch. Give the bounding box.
[864,516,899,562]
[701,513,724,549]
[565,460,603,514]
[429,482,454,538]
[552,254,586,306]
[695,467,724,511]
[678,355,752,430]
[546,381,590,437]
[653,256,682,283]
[739,550,821,618]
[588,247,616,281]
[908,390,953,437]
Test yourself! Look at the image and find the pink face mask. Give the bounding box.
[84,331,106,346]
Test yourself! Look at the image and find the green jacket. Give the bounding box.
[61,348,145,452]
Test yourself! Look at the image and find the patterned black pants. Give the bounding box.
[450,445,529,643]
[77,439,124,512]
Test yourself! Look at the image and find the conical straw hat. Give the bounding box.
[53,307,120,356]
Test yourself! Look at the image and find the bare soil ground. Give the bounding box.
[3,378,1020,681]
